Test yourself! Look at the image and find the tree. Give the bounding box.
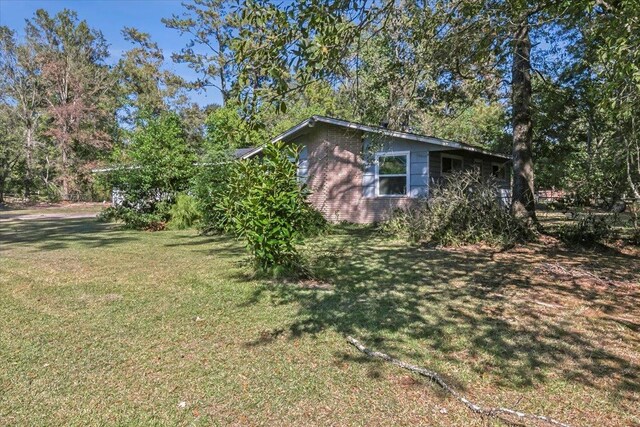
[162,0,234,103]
[0,104,23,203]
[117,27,190,122]
[26,9,116,200]
[228,1,595,222]
[0,26,44,199]
[113,112,195,205]
[586,0,640,201]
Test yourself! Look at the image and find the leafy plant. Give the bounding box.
[103,112,196,229]
[382,171,532,247]
[557,214,615,246]
[168,194,201,230]
[219,141,325,275]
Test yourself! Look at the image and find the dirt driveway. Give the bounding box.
[0,202,104,222]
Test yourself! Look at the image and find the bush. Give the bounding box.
[167,194,201,230]
[557,213,615,246]
[104,112,196,230]
[192,152,235,234]
[382,171,532,247]
[99,201,171,230]
[219,141,326,275]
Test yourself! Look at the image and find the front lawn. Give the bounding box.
[1,217,638,426]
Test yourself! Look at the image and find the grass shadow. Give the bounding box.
[244,225,640,398]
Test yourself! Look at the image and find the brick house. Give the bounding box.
[242,116,511,224]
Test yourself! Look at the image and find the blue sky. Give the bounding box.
[0,0,223,106]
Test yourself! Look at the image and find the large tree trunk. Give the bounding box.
[510,20,536,221]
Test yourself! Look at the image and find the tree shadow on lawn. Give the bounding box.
[245,226,640,399]
[0,218,138,251]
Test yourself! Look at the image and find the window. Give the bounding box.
[492,162,507,180]
[441,154,463,174]
[297,145,308,184]
[376,152,409,196]
[473,159,483,174]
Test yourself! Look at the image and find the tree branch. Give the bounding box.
[346,336,572,427]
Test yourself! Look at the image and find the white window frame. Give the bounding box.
[441,154,464,175]
[375,151,410,197]
[491,162,507,180]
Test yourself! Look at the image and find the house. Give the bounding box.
[242,116,511,224]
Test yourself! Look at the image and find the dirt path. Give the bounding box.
[0,212,99,222]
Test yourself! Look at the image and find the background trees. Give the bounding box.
[0,1,638,213]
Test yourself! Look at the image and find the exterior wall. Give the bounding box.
[291,123,509,224]
[362,138,430,198]
[292,125,418,223]
[429,150,510,187]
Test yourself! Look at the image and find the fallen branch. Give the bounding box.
[347,336,571,427]
[536,262,627,288]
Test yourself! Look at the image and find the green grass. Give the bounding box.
[1,216,639,426]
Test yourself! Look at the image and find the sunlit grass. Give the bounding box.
[1,216,638,426]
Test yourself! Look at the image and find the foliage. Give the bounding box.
[382,171,533,247]
[192,155,234,234]
[630,227,640,247]
[167,194,201,230]
[162,0,234,102]
[0,104,23,203]
[557,214,616,246]
[27,9,116,201]
[204,102,266,150]
[116,27,189,123]
[105,112,195,229]
[219,142,325,274]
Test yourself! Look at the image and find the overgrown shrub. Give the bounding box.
[168,194,201,229]
[557,213,615,246]
[100,201,171,230]
[101,112,195,229]
[219,142,326,275]
[382,171,532,247]
[192,151,235,234]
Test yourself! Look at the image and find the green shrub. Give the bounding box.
[382,171,532,247]
[104,112,196,230]
[97,206,118,223]
[99,201,171,230]
[192,153,235,234]
[168,194,201,229]
[220,141,325,275]
[557,213,615,246]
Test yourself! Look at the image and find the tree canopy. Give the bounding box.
[0,1,638,211]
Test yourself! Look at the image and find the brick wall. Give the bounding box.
[296,124,414,224]
[293,123,508,224]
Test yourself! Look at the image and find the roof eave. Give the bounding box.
[243,115,511,160]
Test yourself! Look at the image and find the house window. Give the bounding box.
[492,162,507,180]
[441,154,463,174]
[376,152,409,196]
[297,145,308,184]
[473,159,483,175]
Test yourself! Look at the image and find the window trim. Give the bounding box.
[441,154,464,175]
[491,162,507,180]
[375,151,410,198]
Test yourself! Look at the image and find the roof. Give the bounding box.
[239,115,511,160]
[233,147,257,158]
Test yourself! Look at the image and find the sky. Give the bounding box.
[0,0,224,106]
